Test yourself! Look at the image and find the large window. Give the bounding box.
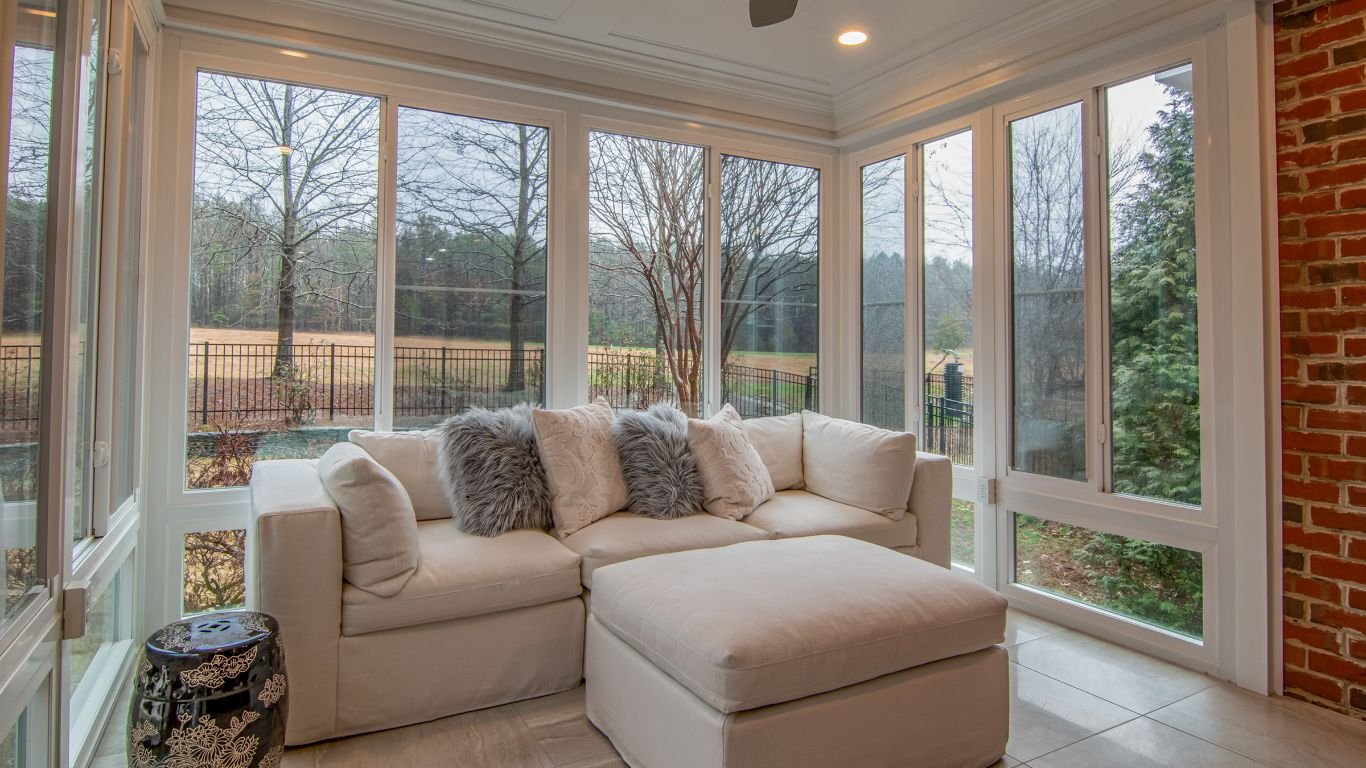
[3,0,58,629]
[860,155,905,431]
[1107,66,1200,507]
[394,107,549,428]
[1009,102,1086,481]
[719,155,819,418]
[1007,64,1203,639]
[588,131,706,415]
[185,73,379,489]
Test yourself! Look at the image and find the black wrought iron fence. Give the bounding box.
[182,342,968,462]
[722,364,817,418]
[0,345,41,435]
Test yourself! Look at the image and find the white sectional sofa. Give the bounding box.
[247,411,953,745]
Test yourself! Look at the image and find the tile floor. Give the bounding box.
[93,609,1366,768]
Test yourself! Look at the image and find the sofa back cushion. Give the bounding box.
[801,410,917,520]
[687,404,775,521]
[349,429,450,520]
[319,442,421,597]
[532,399,630,538]
[740,412,803,491]
[435,404,553,536]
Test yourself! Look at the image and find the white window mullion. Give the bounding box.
[374,97,397,432]
[906,150,922,436]
[704,149,722,417]
[1082,88,1108,495]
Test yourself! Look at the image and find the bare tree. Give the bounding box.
[719,155,819,366]
[193,73,379,375]
[589,134,821,413]
[589,132,706,412]
[396,111,549,392]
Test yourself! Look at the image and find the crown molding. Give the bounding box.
[834,0,1230,139]
[162,0,1237,143]
[264,0,834,109]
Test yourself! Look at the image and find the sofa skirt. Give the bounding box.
[327,597,585,741]
[585,614,1008,768]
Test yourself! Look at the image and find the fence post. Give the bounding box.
[200,341,210,426]
[769,369,778,416]
[329,344,337,421]
[804,373,814,412]
[440,347,449,413]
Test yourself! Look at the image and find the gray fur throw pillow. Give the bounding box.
[436,404,553,536]
[611,403,705,520]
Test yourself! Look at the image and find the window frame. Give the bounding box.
[580,115,834,419]
[990,39,1221,671]
[849,115,989,575]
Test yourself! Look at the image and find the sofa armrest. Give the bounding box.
[908,452,952,568]
[249,459,342,744]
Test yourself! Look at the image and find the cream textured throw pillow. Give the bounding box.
[741,411,804,490]
[348,429,449,520]
[802,410,917,520]
[532,399,630,538]
[318,442,421,597]
[688,404,775,520]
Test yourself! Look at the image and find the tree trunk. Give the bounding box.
[273,246,296,376]
[506,126,531,393]
[273,84,297,378]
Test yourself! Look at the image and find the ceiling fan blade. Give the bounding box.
[750,0,798,28]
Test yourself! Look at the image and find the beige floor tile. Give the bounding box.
[313,705,553,768]
[1010,631,1213,713]
[558,756,628,768]
[1007,662,1139,762]
[1003,609,1069,648]
[515,687,619,766]
[1029,717,1262,768]
[281,747,320,768]
[1149,684,1366,768]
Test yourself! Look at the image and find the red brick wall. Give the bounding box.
[1276,0,1366,720]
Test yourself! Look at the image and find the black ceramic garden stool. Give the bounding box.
[128,610,288,768]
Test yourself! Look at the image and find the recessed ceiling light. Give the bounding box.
[280,49,309,59]
[273,145,294,156]
[24,8,57,18]
[838,30,868,46]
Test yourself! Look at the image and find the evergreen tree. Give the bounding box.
[1077,86,1203,637]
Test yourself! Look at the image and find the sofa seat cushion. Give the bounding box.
[744,490,917,549]
[590,535,1007,713]
[342,521,582,636]
[562,512,771,588]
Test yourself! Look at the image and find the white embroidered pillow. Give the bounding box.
[532,399,630,538]
[687,404,775,521]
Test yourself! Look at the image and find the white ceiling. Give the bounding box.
[164,0,1225,139]
[275,0,1063,101]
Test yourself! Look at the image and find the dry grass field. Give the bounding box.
[187,327,822,376]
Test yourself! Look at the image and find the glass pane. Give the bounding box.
[720,154,819,418]
[111,29,149,507]
[4,0,59,624]
[923,130,975,467]
[951,498,976,568]
[1010,103,1086,481]
[71,0,105,543]
[69,557,133,741]
[0,685,48,768]
[1014,513,1203,638]
[860,155,905,431]
[588,131,705,414]
[1107,66,1200,507]
[393,108,548,428]
[186,73,380,488]
[183,529,246,615]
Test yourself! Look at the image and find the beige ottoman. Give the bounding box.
[585,535,1009,768]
